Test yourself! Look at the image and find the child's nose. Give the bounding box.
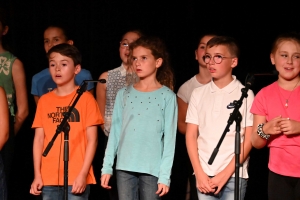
[135,59,141,65]
[208,58,215,65]
[287,56,293,64]
[48,41,54,48]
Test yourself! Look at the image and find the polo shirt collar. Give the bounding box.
[210,75,238,94]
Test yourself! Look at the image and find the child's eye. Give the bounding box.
[132,57,137,61]
[199,45,205,49]
[50,63,55,67]
[293,55,300,59]
[280,54,288,58]
[142,56,147,60]
[122,43,129,47]
[215,55,223,59]
[62,63,67,67]
[44,40,49,44]
[203,55,210,59]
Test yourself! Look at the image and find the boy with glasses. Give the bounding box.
[185,36,254,200]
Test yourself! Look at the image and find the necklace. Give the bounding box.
[278,78,300,108]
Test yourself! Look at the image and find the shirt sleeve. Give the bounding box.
[158,93,178,186]
[32,97,44,128]
[250,89,267,116]
[31,74,39,96]
[84,70,95,91]
[177,82,188,103]
[186,89,200,125]
[85,93,104,126]
[101,89,124,175]
[85,70,95,91]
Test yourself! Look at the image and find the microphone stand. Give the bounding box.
[208,74,254,200]
[42,81,88,200]
[42,79,105,199]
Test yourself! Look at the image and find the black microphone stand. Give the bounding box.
[42,81,88,200]
[208,74,254,200]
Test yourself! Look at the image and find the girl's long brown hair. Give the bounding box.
[128,36,174,90]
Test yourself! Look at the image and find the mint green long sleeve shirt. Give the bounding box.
[102,85,178,186]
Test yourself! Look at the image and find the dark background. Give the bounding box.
[1,0,298,199]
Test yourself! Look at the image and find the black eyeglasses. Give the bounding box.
[202,54,233,64]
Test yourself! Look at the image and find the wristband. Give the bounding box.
[257,123,270,140]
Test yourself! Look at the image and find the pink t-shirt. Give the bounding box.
[251,81,300,177]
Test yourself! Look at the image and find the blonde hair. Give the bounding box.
[271,32,300,54]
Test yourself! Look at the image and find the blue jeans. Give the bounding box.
[116,170,161,200]
[42,185,90,200]
[197,177,247,200]
[0,154,7,200]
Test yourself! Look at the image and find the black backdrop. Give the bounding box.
[1,0,299,199]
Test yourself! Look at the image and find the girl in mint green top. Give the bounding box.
[101,36,177,199]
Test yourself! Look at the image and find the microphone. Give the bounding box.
[78,79,106,93]
[244,73,255,91]
[84,79,106,83]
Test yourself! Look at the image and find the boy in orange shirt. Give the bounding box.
[29,43,103,200]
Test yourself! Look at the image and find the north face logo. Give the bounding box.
[47,106,80,123]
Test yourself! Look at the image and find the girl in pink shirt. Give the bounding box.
[251,32,300,200]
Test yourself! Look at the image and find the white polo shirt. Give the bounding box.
[186,76,254,178]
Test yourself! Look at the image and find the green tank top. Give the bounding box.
[0,51,16,116]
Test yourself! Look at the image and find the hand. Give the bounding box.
[264,115,282,135]
[156,183,169,197]
[208,170,230,194]
[279,118,300,135]
[29,177,43,195]
[195,172,215,194]
[101,174,112,189]
[72,173,87,194]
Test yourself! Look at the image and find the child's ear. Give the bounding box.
[270,53,275,65]
[231,57,238,68]
[2,26,9,36]
[67,40,74,45]
[156,58,163,68]
[195,49,198,60]
[75,64,81,74]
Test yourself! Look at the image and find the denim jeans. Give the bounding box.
[42,185,90,200]
[0,154,7,200]
[197,177,247,200]
[116,170,161,200]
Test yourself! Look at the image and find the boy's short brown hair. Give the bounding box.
[206,36,240,58]
[46,43,81,66]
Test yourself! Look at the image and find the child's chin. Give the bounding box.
[55,82,65,86]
